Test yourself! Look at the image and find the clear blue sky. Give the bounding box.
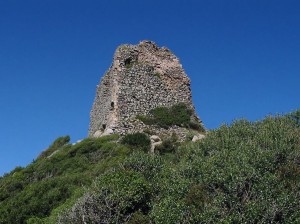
[1,0,299,176]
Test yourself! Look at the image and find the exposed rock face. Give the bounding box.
[89,40,202,137]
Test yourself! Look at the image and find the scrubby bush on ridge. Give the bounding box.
[38,135,70,159]
[0,134,130,224]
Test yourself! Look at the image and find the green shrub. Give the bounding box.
[150,196,187,223]
[121,132,151,152]
[289,109,300,126]
[123,151,164,180]
[38,135,70,159]
[137,103,204,131]
[26,217,44,224]
[143,128,156,135]
[156,133,179,154]
[59,171,151,223]
[49,135,70,148]
[187,121,205,132]
[128,211,150,224]
[185,184,210,210]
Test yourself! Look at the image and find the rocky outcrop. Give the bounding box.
[89,40,203,138]
[150,135,162,153]
[192,133,206,142]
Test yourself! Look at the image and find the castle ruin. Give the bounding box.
[89,40,203,138]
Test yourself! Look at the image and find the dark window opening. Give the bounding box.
[111,102,114,108]
[124,58,132,66]
[102,124,106,130]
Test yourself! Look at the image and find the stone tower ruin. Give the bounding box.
[89,40,203,138]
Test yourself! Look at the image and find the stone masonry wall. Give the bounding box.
[89,72,114,135]
[89,40,202,137]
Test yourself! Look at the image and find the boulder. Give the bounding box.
[192,133,205,142]
[150,140,162,154]
[102,128,114,136]
[93,128,114,138]
[150,135,161,142]
[93,130,103,138]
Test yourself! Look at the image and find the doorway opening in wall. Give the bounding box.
[102,124,106,130]
[111,102,114,110]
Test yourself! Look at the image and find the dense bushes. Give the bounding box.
[1,110,300,223]
[137,103,204,131]
[172,114,300,223]
[0,134,130,224]
[121,132,151,152]
[58,171,151,223]
[66,111,299,223]
[155,133,179,154]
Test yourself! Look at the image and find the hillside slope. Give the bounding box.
[0,111,299,223]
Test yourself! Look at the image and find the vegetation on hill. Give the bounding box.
[0,111,300,223]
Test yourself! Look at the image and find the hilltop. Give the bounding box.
[0,41,299,223]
